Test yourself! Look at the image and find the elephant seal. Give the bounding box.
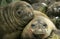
[0,1,34,39]
[21,11,60,39]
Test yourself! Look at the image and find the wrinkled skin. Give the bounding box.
[21,16,57,39]
[0,1,34,39]
[21,10,50,39]
[21,10,60,39]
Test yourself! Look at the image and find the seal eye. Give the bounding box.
[43,24,47,27]
[17,11,21,15]
[31,24,35,27]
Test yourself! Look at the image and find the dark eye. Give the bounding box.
[17,11,21,15]
[31,24,35,27]
[43,24,47,27]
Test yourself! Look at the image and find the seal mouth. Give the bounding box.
[31,28,47,39]
[31,28,47,34]
[33,33,45,39]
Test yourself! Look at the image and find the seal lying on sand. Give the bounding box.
[21,11,60,39]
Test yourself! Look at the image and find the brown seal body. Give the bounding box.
[0,1,34,39]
